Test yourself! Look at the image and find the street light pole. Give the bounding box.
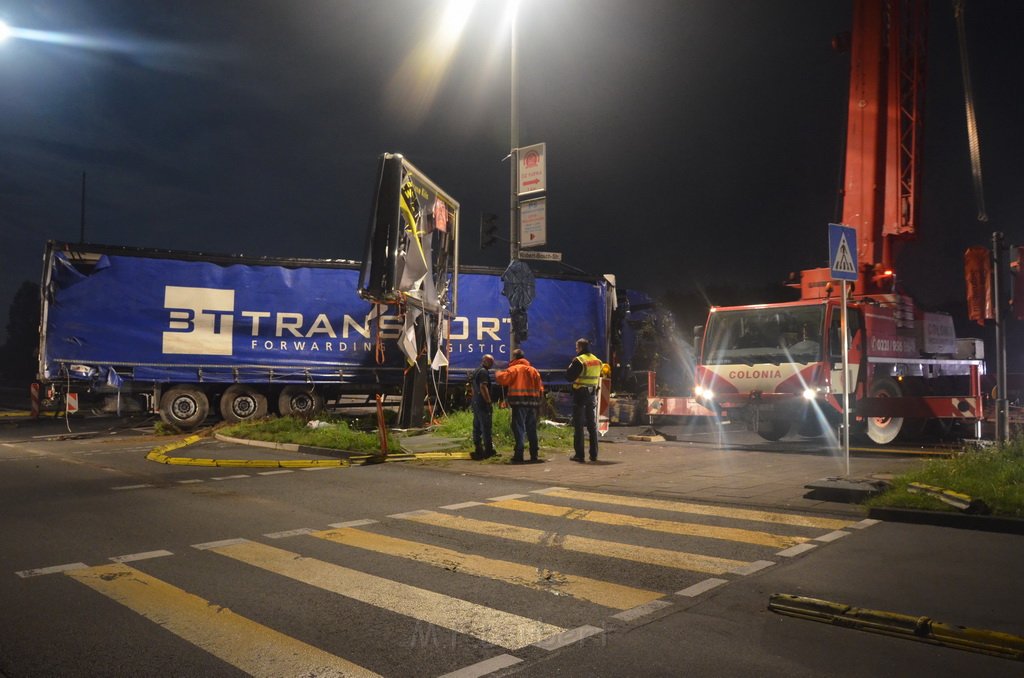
[508,2,520,354]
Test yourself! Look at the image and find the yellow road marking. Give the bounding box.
[207,540,563,650]
[397,511,747,575]
[67,563,379,677]
[488,499,806,549]
[313,527,662,611]
[145,435,355,468]
[539,488,853,530]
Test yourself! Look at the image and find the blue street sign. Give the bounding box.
[829,223,858,281]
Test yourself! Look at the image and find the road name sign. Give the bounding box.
[518,250,562,262]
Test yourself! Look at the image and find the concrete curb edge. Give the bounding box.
[867,506,1024,535]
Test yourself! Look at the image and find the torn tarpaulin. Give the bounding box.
[502,260,535,343]
[501,260,536,310]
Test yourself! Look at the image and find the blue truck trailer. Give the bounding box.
[38,241,616,429]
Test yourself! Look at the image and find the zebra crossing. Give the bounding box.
[16,485,878,677]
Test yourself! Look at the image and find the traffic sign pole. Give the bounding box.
[829,223,858,476]
[841,282,850,475]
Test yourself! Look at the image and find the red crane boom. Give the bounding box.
[799,0,927,300]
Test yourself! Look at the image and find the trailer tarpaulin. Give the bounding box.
[41,246,609,387]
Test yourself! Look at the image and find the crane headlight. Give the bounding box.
[695,385,715,400]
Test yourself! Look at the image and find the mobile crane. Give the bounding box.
[692,0,985,444]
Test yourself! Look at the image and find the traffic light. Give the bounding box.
[480,213,499,249]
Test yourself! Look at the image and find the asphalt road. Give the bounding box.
[0,416,1020,677]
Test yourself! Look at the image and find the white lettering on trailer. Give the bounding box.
[165,285,509,357]
[277,313,304,337]
[241,311,271,335]
[448,317,468,340]
[478,318,501,341]
[306,314,337,337]
[343,315,372,339]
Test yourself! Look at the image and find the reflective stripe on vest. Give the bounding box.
[573,353,602,388]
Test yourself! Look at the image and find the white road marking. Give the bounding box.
[440,501,486,510]
[264,528,314,539]
[112,484,153,491]
[815,530,850,543]
[676,578,729,597]
[438,654,522,678]
[776,543,818,558]
[109,550,174,563]
[486,494,530,502]
[258,470,293,476]
[16,562,89,578]
[192,538,248,551]
[387,509,434,519]
[730,560,775,575]
[610,600,673,622]
[532,625,603,651]
[210,475,249,481]
[530,487,568,495]
[849,518,881,529]
[328,519,379,528]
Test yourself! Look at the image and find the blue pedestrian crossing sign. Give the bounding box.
[829,223,858,281]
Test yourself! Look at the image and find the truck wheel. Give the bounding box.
[865,377,903,445]
[159,386,210,430]
[278,386,324,418]
[219,385,268,423]
[756,418,791,441]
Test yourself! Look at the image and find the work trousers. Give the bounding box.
[471,400,494,452]
[510,406,539,460]
[572,386,599,460]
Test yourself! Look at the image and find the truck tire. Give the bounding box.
[864,377,903,445]
[756,418,791,441]
[219,385,268,423]
[278,386,324,418]
[159,386,210,430]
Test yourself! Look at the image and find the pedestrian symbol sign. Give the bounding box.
[829,223,858,281]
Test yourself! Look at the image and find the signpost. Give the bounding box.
[520,198,547,248]
[829,223,858,475]
[516,143,546,196]
[510,142,548,355]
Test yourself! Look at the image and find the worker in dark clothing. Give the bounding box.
[470,354,497,460]
[566,338,602,462]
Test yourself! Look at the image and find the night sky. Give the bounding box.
[1,0,1022,345]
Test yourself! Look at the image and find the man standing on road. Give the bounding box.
[495,348,544,464]
[470,354,497,460]
[566,338,602,462]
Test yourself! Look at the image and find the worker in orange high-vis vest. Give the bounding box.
[495,348,544,464]
[566,338,602,462]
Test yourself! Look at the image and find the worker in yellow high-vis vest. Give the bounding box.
[566,338,602,462]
